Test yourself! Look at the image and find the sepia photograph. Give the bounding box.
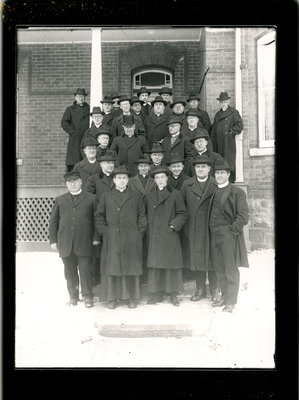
[14,25,276,369]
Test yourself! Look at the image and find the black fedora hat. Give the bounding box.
[216,92,231,101]
[98,152,118,162]
[166,152,185,165]
[214,158,232,171]
[134,155,153,164]
[117,95,132,105]
[111,92,120,100]
[63,170,81,181]
[191,154,211,165]
[186,93,200,102]
[101,95,114,104]
[122,115,136,126]
[80,137,98,148]
[189,128,210,143]
[131,96,144,105]
[148,142,165,154]
[166,115,183,126]
[137,86,151,96]
[159,86,173,95]
[170,97,186,108]
[74,88,88,96]
[186,108,201,117]
[90,106,104,116]
[94,125,112,138]
[151,96,167,107]
[150,165,170,178]
[111,165,131,177]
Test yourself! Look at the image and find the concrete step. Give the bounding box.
[98,323,193,338]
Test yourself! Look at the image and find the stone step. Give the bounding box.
[98,323,193,338]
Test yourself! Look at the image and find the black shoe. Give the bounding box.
[128,299,137,309]
[147,293,163,304]
[85,296,94,308]
[170,295,180,306]
[212,298,226,307]
[211,288,222,303]
[107,300,116,309]
[68,298,78,306]
[191,290,206,302]
[223,304,234,313]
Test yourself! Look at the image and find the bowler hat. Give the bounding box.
[166,152,185,165]
[186,108,201,118]
[74,88,88,96]
[137,86,151,96]
[214,158,232,171]
[150,165,170,178]
[131,96,144,105]
[63,171,81,181]
[148,142,165,153]
[151,96,167,107]
[80,137,98,148]
[90,106,104,116]
[101,95,114,104]
[166,115,183,126]
[191,154,211,165]
[117,95,132,105]
[186,93,200,102]
[94,124,112,138]
[134,154,153,164]
[170,97,186,108]
[98,151,118,162]
[122,115,136,126]
[189,128,210,143]
[111,92,120,100]
[159,86,173,95]
[216,92,231,101]
[111,165,131,177]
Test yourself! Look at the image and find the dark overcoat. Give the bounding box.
[145,113,169,148]
[111,113,145,139]
[168,173,190,190]
[49,191,99,258]
[102,112,116,127]
[187,149,222,177]
[209,183,249,268]
[95,186,147,276]
[129,174,156,198]
[61,101,90,166]
[162,133,194,167]
[210,106,243,174]
[181,125,214,153]
[110,133,149,176]
[85,172,114,203]
[145,186,187,269]
[180,176,218,271]
[73,158,102,190]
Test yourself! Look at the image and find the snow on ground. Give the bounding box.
[15,249,275,368]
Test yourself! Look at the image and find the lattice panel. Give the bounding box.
[16,198,55,241]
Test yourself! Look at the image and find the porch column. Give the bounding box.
[235,28,244,183]
[90,28,103,125]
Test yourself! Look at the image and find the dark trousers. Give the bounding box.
[210,225,240,305]
[194,271,217,295]
[62,252,93,299]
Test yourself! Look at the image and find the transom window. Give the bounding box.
[133,69,173,101]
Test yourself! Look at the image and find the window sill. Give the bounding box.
[249,148,275,157]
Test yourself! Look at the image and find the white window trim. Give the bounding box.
[257,30,276,149]
[133,69,173,90]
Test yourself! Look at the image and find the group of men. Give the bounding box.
[50,86,248,313]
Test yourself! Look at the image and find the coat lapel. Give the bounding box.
[132,175,145,194]
[156,187,171,205]
[218,107,233,120]
[220,184,232,211]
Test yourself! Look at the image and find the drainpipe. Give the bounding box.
[90,28,103,126]
[235,28,244,183]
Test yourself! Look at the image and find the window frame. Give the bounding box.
[132,68,173,91]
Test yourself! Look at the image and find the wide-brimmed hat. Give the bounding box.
[150,165,170,178]
[98,152,118,162]
[186,93,200,102]
[63,171,81,181]
[94,125,112,138]
[101,95,114,104]
[117,95,132,105]
[166,152,185,165]
[121,115,136,126]
[134,155,153,164]
[90,106,104,116]
[186,108,201,118]
[111,92,120,100]
[80,137,98,148]
[148,142,165,153]
[159,86,173,95]
[137,86,151,96]
[111,165,131,177]
[166,115,183,126]
[74,88,88,96]
[189,128,210,143]
[216,92,231,101]
[170,97,186,108]
[214,158,232,171]
[192,154,211,165]
[131,96,144,105]
[151,96,167,107]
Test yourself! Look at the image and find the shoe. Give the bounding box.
[107,300,116,309]
[170,295,180,306]
[223,304,234,313]
[211,288,222,303]
[191,290,206,302]
[212,298,225,307]
[68,298,78,306]
[147,293,163,304]
[85,296,94,308]
[128,299,137,309]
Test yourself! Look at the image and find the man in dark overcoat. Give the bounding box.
[145,166,188,306]
[101,95,116,127]
[209,158,249,313]
[148,142,166,169]
[180,155,219,303]
[61,88,90,172]
[137,86,153,119]
[185,93,211,132]
[94,126,117,162]
[145,95,169,149]
[95,165,147,309]
[169,97,187,125]
[210,92,243,183]
[187,129,222,177]
[80,106,106,146]
[166,153,190,190]
[49,171,100,308]
[158,86,173,116]
[110,115,149,176]
[111,92,123,118]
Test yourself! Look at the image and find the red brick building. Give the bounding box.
[16,27,275,251]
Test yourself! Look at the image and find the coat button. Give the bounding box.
[117,208,120,211]
[116,228,119,232]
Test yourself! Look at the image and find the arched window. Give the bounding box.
[132,68,173,101]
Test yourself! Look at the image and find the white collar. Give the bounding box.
[87,158,96,164]
[70,189,82,195]
[116,187,127,192]
[172,175,180,179]
[217,181,229,188]
[140,173,148,178]
[197,176,208,183]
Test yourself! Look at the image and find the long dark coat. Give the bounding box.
[95,186,147,276]
[129,174,156,198]
[145,186,187,269]
[61,101,90,166]
[209,183,249,268]
[180,176,218,271]
[162,133,194,167]
[73,158,102,190]
[145,113,169,148]
[102,112,116,127]
[187,149,222,177]
[110,133,149,176]
[85,172,114,203]
[181,125,214,153]
[111,113,145,139]
[168,172,190,190]
[210,106,243,175]
[49,191,99,258]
